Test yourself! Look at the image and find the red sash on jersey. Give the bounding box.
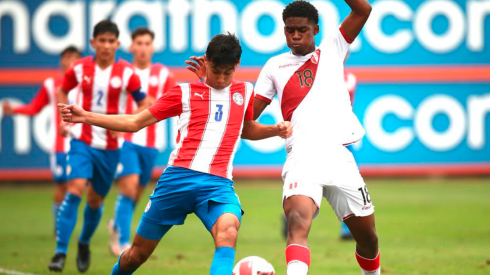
[281,49,321,122]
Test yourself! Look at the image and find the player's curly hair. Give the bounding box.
[206,32,242,70]
[282,0,319,24]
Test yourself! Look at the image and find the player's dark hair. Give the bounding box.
[282,0,319,25]
[131,27,155,41]
[205,32,242,70]
[93,19,119,38]
[60,46,81,57]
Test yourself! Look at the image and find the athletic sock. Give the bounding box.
[78,203,104,245]
[55,193,81,254]
[285,244,310,275]
[52,203,61,231]
[111,251,136,275]
[210,247,235,275]
[356,250,381,275]
[114,194,135,246]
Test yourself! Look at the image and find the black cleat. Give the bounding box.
[76,242,91,273]
[48,253,66,272]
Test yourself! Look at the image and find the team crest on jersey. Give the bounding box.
[110,76,122,89]
[149,76,159,87]
[311,51,319,64]
[232,92,243,105]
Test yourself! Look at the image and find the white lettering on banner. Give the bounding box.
[32,108,52,153]
[364,95,414,152]
[0,98,31,154]
[241,1,285,53]
[365,1,414,54]
[32,1,85,54]
[0,0,488,55]
[0,1,29,53]
[467,0,490,52]
[364,94,490,152]
[467,94,490,150]
[414,0,465,54]
[414,95,466,151]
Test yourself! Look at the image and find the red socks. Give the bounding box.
[356,251,380,274]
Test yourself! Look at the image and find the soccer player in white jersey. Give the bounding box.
[59,33,292,275]
[108,27,177,256]
[253,1,379,275]
[2,46,81,234]
[48,20,148,273]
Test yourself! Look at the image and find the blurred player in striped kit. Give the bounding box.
[2,46,81,234]
[59,33,292,275]
[48,20,149,273]
[107,27,177,256]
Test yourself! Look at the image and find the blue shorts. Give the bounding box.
[116,142,159,187]
[67,139,120,197]
[137,166,243,240]
[51,153,68,183]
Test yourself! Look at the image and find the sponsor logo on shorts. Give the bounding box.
[362,205,372,211]
[144,200,151,213]
[66,165,72,176]
[289,182,298,190]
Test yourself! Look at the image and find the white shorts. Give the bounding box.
[282,145,374,222]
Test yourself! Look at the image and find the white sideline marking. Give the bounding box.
[0,267,40,275]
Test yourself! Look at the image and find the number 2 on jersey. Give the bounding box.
[215,104,224,122]
[96,90,104,106]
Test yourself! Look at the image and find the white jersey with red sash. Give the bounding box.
[148,80,254,180]
[255,27,365,154]
[124,64,176,150]
[62,56,142,150]
[344,70,358,105]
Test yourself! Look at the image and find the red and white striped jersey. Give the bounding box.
[255,27,365,154]
[148,80,255,180]
[13,75,76,153]
[124,64,177,150]
[62,56,142,150]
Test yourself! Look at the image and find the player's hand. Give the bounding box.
[58,103,87,124]
[185,56,206,80]
[2,101,14,115]
[59,121,69,137]
[277,121,292,139]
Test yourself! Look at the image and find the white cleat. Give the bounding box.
[107,219,120,256]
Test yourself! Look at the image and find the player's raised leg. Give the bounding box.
[283,196,317,275]
[344,214,380,275]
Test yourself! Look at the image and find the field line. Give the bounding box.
[0,267,40,275]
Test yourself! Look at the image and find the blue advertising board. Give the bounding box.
[1,0,489,179]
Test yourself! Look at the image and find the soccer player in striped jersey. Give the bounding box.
[2,46,81,234]
[48,20,148,273]
[108,27,177,256]
[59,33,292,275]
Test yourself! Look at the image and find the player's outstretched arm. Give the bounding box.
[341,0,372,41]
[241,120,292,140]
[58,103,158,133]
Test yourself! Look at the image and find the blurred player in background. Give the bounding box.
[252,1,379,275]
[2,46,81,233]
[59,33,292,275]
[107,27,177,256]
[48,20,148,273]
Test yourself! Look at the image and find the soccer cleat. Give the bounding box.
[76,242,91,273]
[48,253,66,272]
[107,219,120,256]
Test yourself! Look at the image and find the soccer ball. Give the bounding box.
[232,256,275,275]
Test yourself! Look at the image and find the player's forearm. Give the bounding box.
[345,0,372,17]
[85,112,140,133]
[57,89,68,104]
[241,121,279,140]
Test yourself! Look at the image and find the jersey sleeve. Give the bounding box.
[320,27,352,60]
[127,72,145,102]
[62,65,79,93]
[13,83,50,115]
[244,90,255,121]
[254,61,276,104]
[148,85,183,121]
[162,72,177,94]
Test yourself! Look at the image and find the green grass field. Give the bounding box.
[0,178,489,275]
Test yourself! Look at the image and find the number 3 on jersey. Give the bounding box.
[215,104,224,122]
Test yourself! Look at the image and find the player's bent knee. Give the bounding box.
[287,210,311,232]
[125,247,150,268]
